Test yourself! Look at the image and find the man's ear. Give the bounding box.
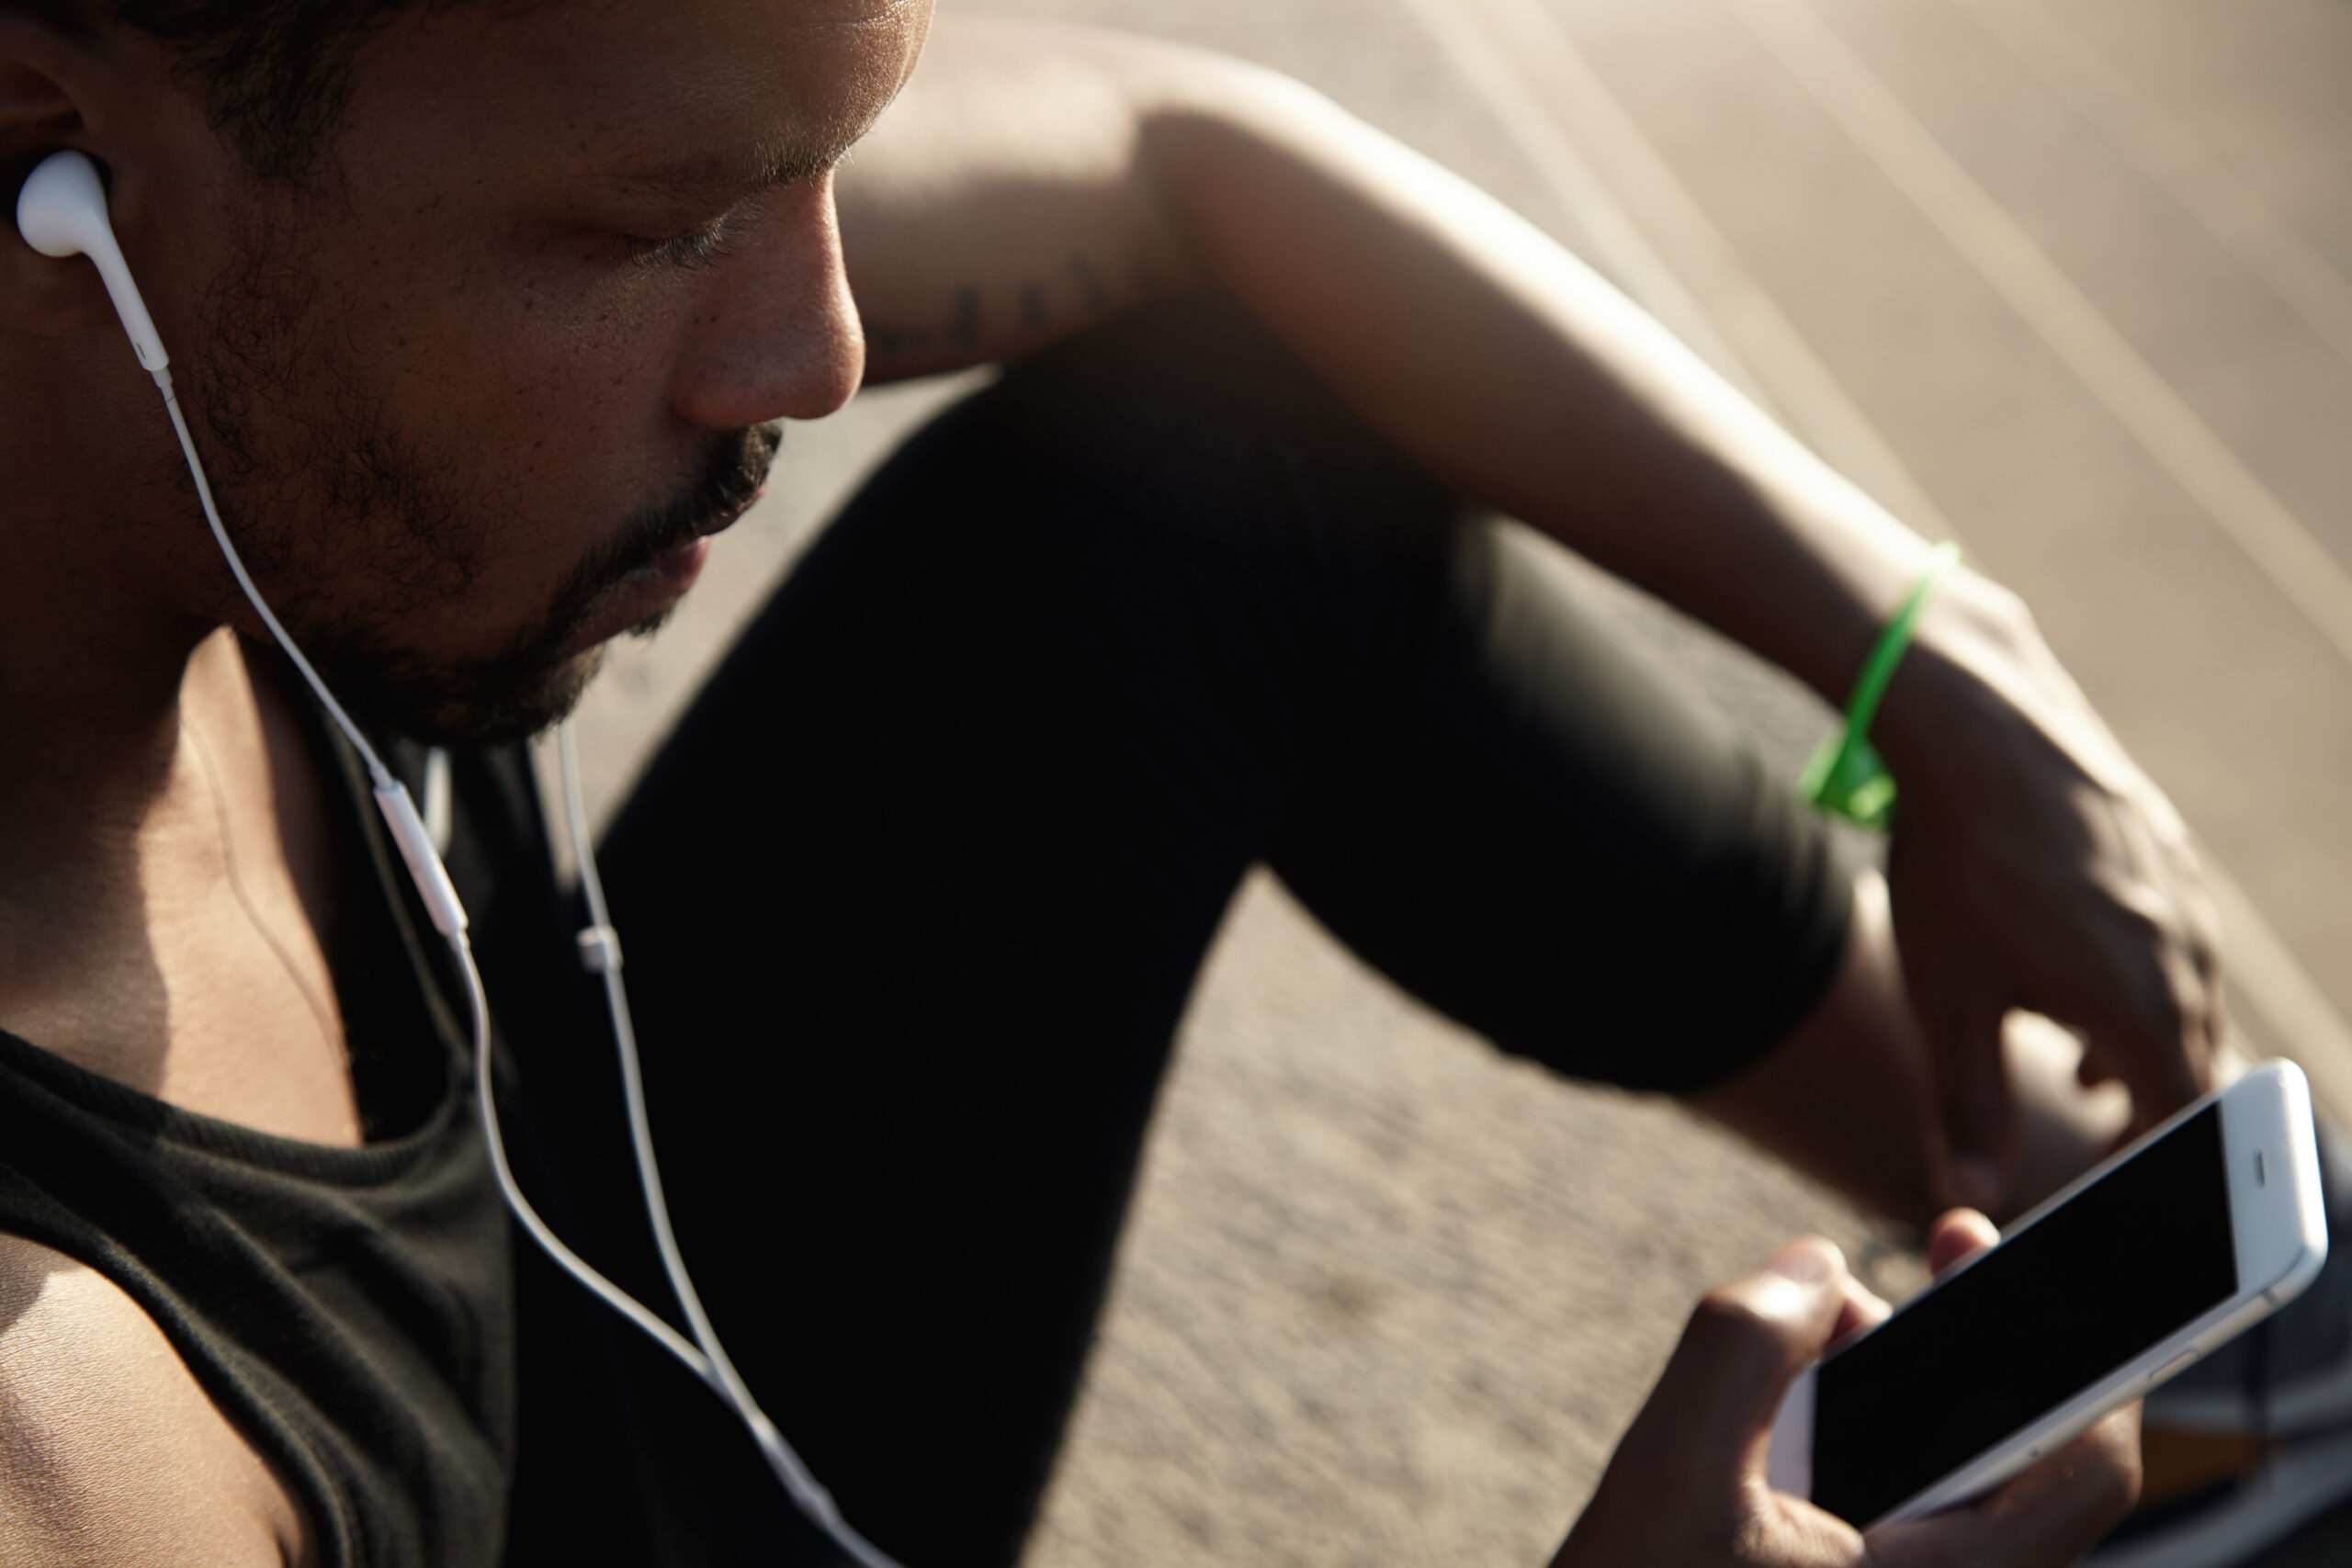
[0,16,121,341]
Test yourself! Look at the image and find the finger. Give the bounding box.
[2082,998,2200,1133]
[1625,1239,1850,1488]
[1925,1208,1998,1278]
[2179,883,2226,1090]
[2121,809,2224,1107]
[2067,914,2210,1132]
[1871,1404,2141,1568]
[1831,1272,1893,1347]
[1925,987,2014,1215]
[1988,1404,2143,1546]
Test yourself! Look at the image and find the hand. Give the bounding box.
[1877,569,2220,1213]
[1553,1213,2141,1568]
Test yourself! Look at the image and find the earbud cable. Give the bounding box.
[554,719,901,1568]
[153,365,906,1568]
[158,369,390,788]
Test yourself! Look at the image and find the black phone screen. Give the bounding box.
[1811,1105,2236,1526]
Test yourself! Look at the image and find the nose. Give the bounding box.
[670,175,865,429]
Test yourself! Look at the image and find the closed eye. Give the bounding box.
[624,209,752,271]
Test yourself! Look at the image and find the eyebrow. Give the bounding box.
[617,130,864,207]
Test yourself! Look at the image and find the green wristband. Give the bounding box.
[1798,541,1963,831]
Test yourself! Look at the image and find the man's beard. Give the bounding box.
[293,422,781,747]
[180,212,780,749]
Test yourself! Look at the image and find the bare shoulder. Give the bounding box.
[0,1235,313,1567]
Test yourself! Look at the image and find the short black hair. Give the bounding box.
[14,0,448,185]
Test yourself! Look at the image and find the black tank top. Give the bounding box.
[0,688,863,1568]
[0,723,516,1567]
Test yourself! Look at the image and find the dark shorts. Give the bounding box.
[479,296,1852,1567]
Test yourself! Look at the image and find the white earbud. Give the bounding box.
[16,141,898,1568]
[16,150,170,373]
[14,152,459,930]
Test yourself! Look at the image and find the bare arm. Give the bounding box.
[842,18,1918,691]
[838,21,1198,379]
[0,1235,310,1566]
[840,20,2220,1204]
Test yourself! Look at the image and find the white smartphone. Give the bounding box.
[1767,1059,2329,1529]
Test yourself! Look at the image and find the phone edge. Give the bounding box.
[1867,1062,2327,1529]
[1768,1063,2329,1531]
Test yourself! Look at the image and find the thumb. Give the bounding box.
[1626,1240,1849,1487]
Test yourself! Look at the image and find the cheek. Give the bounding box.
[331,245,701,537]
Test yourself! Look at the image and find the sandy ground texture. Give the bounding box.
[560,0,2352,1562]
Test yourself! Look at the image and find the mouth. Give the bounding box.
[557,536,711,660]
[555,481,766,660]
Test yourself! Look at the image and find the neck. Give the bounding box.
[0,346,360,1143]
[0,357,224,862]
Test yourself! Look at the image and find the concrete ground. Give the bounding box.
[562,0,2352,1561]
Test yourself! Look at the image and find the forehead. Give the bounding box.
[332,0,929,204]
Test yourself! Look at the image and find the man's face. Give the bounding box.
[164,0,928,743]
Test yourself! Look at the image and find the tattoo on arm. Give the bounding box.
[859,248,1180,369]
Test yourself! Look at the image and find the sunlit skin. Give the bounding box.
[223,0,915,726]
[0,8,920,1552]
[0,0,2199,1561]
[0,0,925,1121]
[4,0,919,748]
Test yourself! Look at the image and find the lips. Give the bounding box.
[556,535,712,661]
[548,468,770,663]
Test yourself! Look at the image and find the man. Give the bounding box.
[0,0,2265,1562]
